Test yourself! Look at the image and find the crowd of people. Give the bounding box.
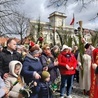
[0,38,98,98]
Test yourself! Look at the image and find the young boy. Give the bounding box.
[37,71,53,98]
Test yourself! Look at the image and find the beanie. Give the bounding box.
[41,71,50,80]
[30,50,40,55]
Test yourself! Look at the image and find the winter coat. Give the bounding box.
[4,61,23,98]
[0,76,6,97]
[36,81,53,98]
[58,51,77,75]
[22,53,43,98]
[40,53,59,82]
[0,49,22,76]
[22,53,43,85]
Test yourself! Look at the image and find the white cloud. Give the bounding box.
[19,0,98,30]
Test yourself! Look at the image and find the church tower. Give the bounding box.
[48,11,67,27]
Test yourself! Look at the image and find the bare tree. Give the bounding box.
[0,0,21,17]
[4,12,30,44]
[0,0,22,36]
[47,0,97,10]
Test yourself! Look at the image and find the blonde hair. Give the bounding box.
[42,44,50,50]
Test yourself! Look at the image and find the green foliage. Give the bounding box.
[67,36,72,47]
[78,33,84,78]
[56,29,73,47]
[56,30,63,46]
[73,36,78,46]
[91,31,98,47]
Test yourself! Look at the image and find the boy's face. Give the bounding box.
[45,76,50,82]
[14,65,21,75]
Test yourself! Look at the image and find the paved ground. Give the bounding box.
[53,81,89,98]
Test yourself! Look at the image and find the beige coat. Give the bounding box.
[5,60,24,98]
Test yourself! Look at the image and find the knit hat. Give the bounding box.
[30,50,40,55]
[52,45,59,50]
[61,45,70,51]
[41,71,50,80]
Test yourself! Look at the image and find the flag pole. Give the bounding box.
[73,13,75,29]
[70,13,75,29]
[79,20,83,37]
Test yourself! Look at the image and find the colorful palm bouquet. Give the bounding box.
[46,58,51,65]
[50,83,58,92]
[19,81,35,98]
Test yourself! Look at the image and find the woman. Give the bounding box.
[22,42,43,98]
[58,45,77,98]
[40,44,58,82]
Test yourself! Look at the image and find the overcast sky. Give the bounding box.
[19,0,98,30]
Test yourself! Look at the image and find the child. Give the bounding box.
[4,60,24,98]
[37,71,53,98]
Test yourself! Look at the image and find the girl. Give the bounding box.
[4,60,24,98]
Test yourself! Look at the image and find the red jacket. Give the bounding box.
[58,51,77,75]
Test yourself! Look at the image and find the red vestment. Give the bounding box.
[90,48,98,98]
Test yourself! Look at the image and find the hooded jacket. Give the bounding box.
[5,60,23,98]
[58,51,77,75]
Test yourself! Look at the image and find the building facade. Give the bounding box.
[30,11,75,45]
[30,11,92,46]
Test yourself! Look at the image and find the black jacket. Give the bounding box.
[36,81,53,98]
[0,49,22,76]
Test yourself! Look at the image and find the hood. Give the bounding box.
[9,60,22,77]
[61,45,70,51]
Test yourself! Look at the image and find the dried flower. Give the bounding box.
[38,37,43,42]
[46,58,51,65]
[19,81,34,98]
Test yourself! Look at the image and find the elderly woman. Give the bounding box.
[22,42,43,98]
[58,45,77,98]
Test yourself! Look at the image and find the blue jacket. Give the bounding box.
[36,80,53,98]
[22,53,43,84]
[0,76,5,97]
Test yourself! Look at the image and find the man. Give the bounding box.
[90,48,98,98]
[0,38,22,79]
